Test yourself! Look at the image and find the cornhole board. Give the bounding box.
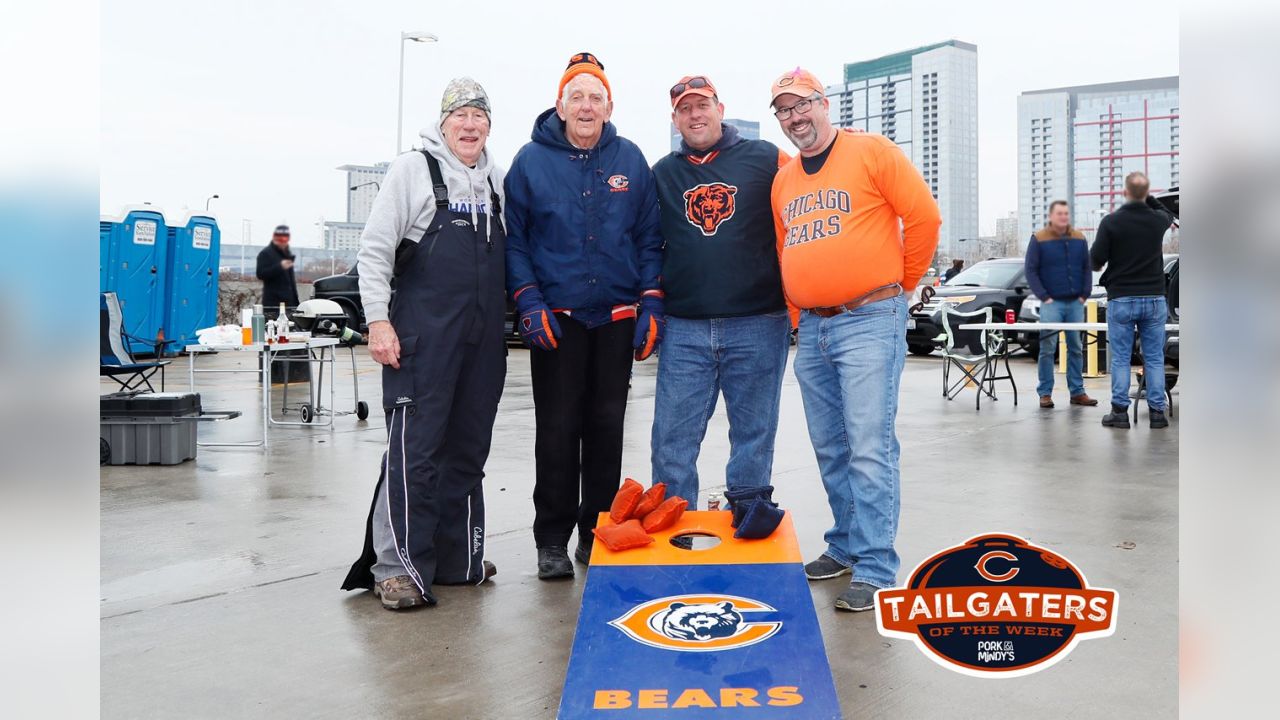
[558,511,842,719]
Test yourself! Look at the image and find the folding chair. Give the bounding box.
[938,306,1018,410]
[100,292,170,392]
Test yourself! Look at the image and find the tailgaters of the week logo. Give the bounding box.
[875,533,1118,678]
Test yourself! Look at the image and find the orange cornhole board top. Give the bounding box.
[590,510,803,566]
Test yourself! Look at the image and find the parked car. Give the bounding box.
[312,263,521,344]
[906,258,1033,355]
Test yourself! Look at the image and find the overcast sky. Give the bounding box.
[100,0,1177,248]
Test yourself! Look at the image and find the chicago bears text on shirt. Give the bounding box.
[778,189,852,247]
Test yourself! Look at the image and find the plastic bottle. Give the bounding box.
[241,308,253,345]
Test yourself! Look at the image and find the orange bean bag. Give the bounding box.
[633,482,667,518]
[642,497,689,533]
[592,519,654,551]
[609,478,645,524]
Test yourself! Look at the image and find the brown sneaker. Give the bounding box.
[1039,396,1055,408]
[1070,394,1099,406]
[374,575,426,610]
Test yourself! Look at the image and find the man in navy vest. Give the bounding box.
[650,75,792,508]
[1024,200,1098,409]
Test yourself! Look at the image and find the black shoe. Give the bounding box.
[1149,409,1169,429]
[481,560,497,582]
[1101,404,1131,428]
[574,538,593,565]
[804,554,851,581]
[537,546,574,580]
[834,582,879,612]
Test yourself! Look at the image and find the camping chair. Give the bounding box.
[938,306,1018,410]
[100,292,170,392]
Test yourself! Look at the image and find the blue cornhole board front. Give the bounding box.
[559,511,842,719]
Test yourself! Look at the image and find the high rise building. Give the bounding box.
[996,211,1019,256]
[825,40,979,262]
[1017,77,1179,245]
[669,118,761,152]
[327,161,391,251]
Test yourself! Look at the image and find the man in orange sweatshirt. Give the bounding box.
[769,68,941,612]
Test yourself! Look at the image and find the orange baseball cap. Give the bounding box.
[559,51,611,101]
[669,75,718,108]
[770,67,825,107]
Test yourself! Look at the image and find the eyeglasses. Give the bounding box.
[567,52,604,70]
[773,94,821,121]
[670,76,711,99]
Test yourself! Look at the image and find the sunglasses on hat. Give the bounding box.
[670,76,712,99]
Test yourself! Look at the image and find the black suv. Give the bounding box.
[906,258,1033,355]
[312,263,520,343]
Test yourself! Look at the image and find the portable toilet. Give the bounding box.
[164,211,221,350]
[99,219,113,292]
[100,204,171,356]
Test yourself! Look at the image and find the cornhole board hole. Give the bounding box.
[558,510,842,719]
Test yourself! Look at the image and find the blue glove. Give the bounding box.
[514,285,561,351]
[633,293,665,361]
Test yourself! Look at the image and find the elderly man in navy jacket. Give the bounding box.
[1024,200,1097,409]
[504,52,664,580]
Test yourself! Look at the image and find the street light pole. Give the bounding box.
[205,194,219,212]
[396,31,438,156]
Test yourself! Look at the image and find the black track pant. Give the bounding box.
[530,315,635,548]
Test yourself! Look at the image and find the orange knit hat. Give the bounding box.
[558,51,611,102]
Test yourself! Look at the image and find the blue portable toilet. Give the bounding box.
[99,219,113,292]
[164,211,221,350]
[100,205,170,356]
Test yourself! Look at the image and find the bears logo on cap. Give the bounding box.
[875,533,1118,678]
[610,594,782,652]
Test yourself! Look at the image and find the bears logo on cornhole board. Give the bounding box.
[610,594,782,652]
[875,533,1118,678]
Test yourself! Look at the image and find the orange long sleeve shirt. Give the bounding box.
[771,131,941,310]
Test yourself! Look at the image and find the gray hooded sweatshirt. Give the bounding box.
[355,122,507,324]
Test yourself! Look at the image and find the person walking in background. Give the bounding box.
[255,224,299,308]
[1091,171,1174,429]
[1024,200,1098,409]
[769,67,940,612]
[342,77,506,609]
[504,52,664,579]
[942,258,964,282]
[650,74,791,508]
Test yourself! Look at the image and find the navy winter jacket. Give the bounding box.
[1024,227,1092,301]
[504,108,663,312]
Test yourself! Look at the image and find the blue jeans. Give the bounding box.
[651,311,791,507]
[1037,298,1085,397]
[793,294,907,589]
[1106,296,1167,410]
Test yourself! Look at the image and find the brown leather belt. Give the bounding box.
[808,284,903,318]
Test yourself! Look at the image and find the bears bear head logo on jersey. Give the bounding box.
[609,594,780,652]
[683,183,738,236]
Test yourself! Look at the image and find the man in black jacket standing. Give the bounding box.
[650,75,792,508]
[256,224,300,308]
[1090,172,1174,429]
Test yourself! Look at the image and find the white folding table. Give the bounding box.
[184,337,340,447]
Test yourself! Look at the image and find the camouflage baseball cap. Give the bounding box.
[440,77,491,122]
